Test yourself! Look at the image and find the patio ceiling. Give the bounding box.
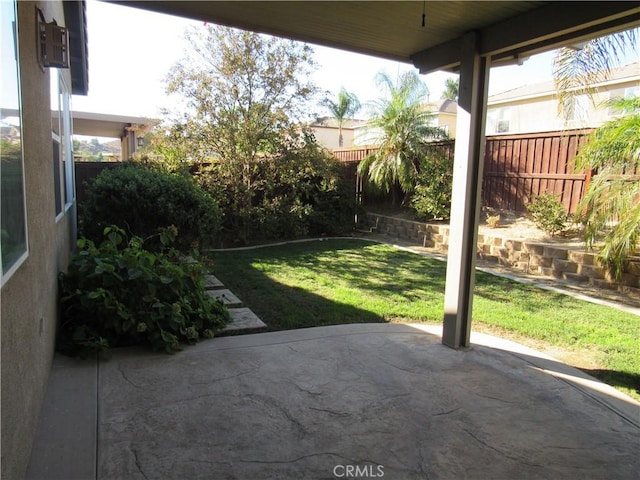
[117,1,639,72]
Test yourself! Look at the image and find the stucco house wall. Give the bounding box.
[311,125,356,149]
[308,117,365,149]
[486,63,639,135]
[1,2,83,478]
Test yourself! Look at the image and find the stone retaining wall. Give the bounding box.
[363,212,640,298]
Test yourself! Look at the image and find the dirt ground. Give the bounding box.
[477,208,588,248]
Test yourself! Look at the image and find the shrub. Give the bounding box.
[526,193,569,236]
[80,163,222,249]
[58,226,229,358]
[410,152,453,220]
[196,145,354,244]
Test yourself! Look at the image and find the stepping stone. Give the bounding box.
[222,308,266,333]
[206,289,242,307]
[204,275,224,289]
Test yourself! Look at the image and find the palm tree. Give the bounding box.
[441,77,459,101]
[357,70,447,205]
[575,97,640,279]
[553,28,639,279]
[322,88,361,147]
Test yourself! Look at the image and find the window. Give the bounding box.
[51,70,75,218]
[487,107,511,134]
[1,0,28,282]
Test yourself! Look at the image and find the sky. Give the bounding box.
[72,0,559,130]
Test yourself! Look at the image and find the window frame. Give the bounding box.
[51,69,75,221]
[1,0,29,285]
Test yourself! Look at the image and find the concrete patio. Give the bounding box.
[27,323,639,480]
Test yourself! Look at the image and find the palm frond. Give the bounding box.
[553,29,638,118]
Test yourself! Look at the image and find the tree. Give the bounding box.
[441,77,459,101]
[553,29,637,118]
[357,70,446,204]
[165,24,319,241]
[322,88,361,147]
[575,97,640,280]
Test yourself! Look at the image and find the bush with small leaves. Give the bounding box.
[80,163,222,250]
[526,193,569,236]
[58,226,229,358]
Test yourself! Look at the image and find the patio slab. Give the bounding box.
[28,324,640,480]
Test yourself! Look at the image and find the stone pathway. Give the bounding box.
[203,274,267,333]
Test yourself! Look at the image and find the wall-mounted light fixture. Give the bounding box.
[37,8,69,69]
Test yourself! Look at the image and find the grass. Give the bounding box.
[208,238,640,400]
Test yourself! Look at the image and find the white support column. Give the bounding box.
[442,32,490,349]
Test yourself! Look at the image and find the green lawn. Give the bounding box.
[208,238,640,400]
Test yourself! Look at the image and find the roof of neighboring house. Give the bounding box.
[309,117,367,129]
[72,111,157,138]
[489,61,639,104]
[426,99,458,114]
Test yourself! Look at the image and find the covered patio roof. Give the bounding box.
[119,1,639,72]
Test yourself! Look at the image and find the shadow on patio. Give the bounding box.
[27,323,639,480]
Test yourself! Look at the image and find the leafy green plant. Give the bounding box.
[79,163,222,250]
[410,152,453,220]
[58,226,229,358]
[526,193,569,236]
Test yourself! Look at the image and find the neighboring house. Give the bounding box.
[1,1,88,479]
[308,116,367,149]
[426,98,458,138]
[486,61,640,135]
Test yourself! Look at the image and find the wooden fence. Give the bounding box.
[482,129,592,214]
[77,130,628,217]
[331,130,594,214]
